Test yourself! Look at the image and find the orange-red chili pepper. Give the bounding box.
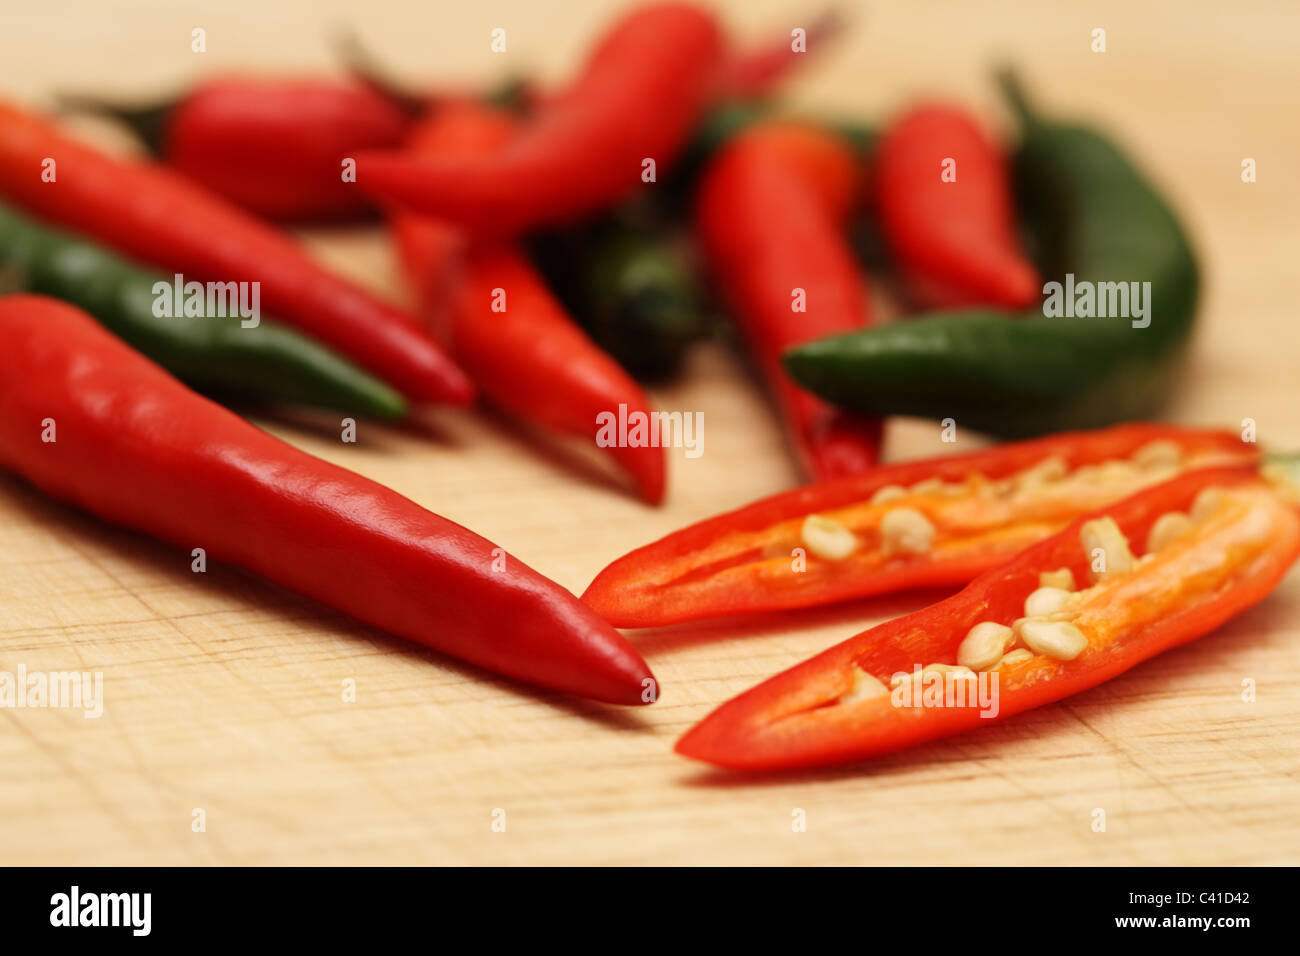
[356,3,724,236]
[390,102,666,504]
[694,120,881,481]
[0,294,654,705]
[61,78,413,222]
[677,464,1300,769]
[583,424,1256,627]
[875,103,1039,309]
[0,98,471,406]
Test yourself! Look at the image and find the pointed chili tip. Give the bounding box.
[578,574,614,612]
[593,650,660,707]
[633,452,667,506]
[1002,259,1043,310]
[428,363,477,406]
[674,718,728,764]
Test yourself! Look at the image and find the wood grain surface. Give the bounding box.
[2,0,1298,865]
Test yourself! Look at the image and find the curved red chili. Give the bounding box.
[0,98,471,406]
[391,102,666,504]
[678,465,1300,769]
[0,295,653,705]
[356,3,725,236]
[875,103,1039,309]
[694,120,880,481]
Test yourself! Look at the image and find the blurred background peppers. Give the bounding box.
[0,6,1213,498]
[58,78,414,223]
[695,120,882,480]
[357,3,726,236]
[0,98,474,406]
[391,100,667,504]
[0,202,405,418]
[874,102,1039,310]
[786,71,1199,438]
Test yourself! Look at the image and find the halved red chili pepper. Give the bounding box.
[874,103,1039,309]
[390,102,666,504]
[0,295,653,705]
[0,98,471,406]
[677,464,1300,769]
[60,78,413,222]
[694,120,881,481]
[356,3,724,236]
[582,424,1256,627]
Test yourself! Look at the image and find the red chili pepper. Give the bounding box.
[0,295,653,705]
[677,464,1300,769]
[356,3,724,236]
[694,120,881,481]
[0,98,471,406]
[390,102,666,504]
[875,103,1039,309]
[583,424,1256,627]
[60,79,413,222]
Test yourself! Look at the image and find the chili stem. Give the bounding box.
[995,68,1038,130]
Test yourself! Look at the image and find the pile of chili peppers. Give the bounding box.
[2,2,1296,772]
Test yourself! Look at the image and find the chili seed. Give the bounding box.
[996,648,1035,668]
[1039,567,1075,590]
[1015,454,1069,487]
[1190,486,1225,522]
[800,514,858,561]
[840,668,890,704]
[1131,439,1182,469]
[1099,459,1140,482]
[1024,586,1072,617]
[1080,516,1135,578]
[1146,510,1193,553]
[957,621,1014,670]
[891,662,973,686]
[880,507,935,555]
[1018,620,1088,660]
[870,484,908,505]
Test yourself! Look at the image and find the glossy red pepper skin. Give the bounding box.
[875,104,1039,309]
[357,3,724,236]
[0,99,471,406]
[695,121,881,482]
[582,424,1256,627]
[391,103,666,504]
[678,466,1300,770]
[158,79,410,222]
[0,295,653,705]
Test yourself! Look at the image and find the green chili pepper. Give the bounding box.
[784,71,1198,438]
[0,201,406,418]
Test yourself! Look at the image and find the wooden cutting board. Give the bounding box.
[2,0,1298,865]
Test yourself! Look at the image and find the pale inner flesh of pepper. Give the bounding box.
[840,483,1288,705]
[670,440,1237,588]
